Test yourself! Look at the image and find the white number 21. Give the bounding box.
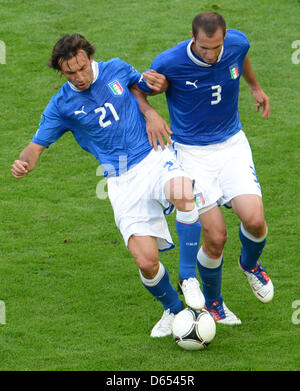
[94,103,120,128]
[211,85,222,105]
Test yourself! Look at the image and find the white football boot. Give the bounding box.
[151,309,175,337]
[206,301,242,325]
[178,277,205,310]
[239,257,274,303]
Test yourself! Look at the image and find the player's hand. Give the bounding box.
[251,88,270,119]
[144,109,172,150]
[143,70,169,93]
[11,160,29,179]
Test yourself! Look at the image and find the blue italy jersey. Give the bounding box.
[138,29,250,145]
[32,58,152,176]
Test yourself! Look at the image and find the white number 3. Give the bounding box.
[211,85,222,105]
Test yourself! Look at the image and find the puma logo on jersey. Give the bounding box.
[186,80,198,88]
[74,106,87,115]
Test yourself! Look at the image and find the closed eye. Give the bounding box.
[65,65,87,75]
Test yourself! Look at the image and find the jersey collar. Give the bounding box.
[68,60,99,92]
[187,40,224,67]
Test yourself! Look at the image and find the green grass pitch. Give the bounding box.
[0,0,299,371]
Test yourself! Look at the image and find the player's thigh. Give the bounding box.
[173,142,223,210]
[218,131,262,206]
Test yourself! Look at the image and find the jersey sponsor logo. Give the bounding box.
[185,80,198,88]
[108,80,124,96]
[74,106,87,115]
[229,64,239,79]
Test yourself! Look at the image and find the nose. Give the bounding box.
[205,49,215,57]
[204,51,217,62]
[76,72,84,81]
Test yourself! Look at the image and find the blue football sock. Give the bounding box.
[239,223,267,271]
[176,207,201,280]
[197,247,223,307]
[140,262,183,314]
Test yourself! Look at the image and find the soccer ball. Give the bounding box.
[172,308,216,351]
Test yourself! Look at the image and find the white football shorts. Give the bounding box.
[172,130,262,214]
[107,147,190,251]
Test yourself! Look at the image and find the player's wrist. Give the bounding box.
[143,106,158,120]
[248,82,262,92]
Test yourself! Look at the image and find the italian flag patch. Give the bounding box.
[229,65,239,79]
[108,80,124,95]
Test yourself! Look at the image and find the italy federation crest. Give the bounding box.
[108,80,124,96]
[194,192,206,207]
[229,64,239,79]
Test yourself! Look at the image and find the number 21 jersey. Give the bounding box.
[32,58,151,176]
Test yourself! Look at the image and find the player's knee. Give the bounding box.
[135,251,159,279]
[211,232,227,255]
[203,228,227,258]
[128,236,160,278]
[243,216,266,238]
[139,260,159,279]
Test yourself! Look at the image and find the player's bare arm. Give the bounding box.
[142,69,169,93]
[130,83,172,150]
[12,142,46,179]
[242,54,270,119]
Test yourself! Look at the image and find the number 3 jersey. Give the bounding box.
[138,29,250,146]
[32,58,152,176]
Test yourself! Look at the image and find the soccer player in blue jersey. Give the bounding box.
[11,34,204,337]
[137,12,274,324]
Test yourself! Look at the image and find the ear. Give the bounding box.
[189,31,195,41]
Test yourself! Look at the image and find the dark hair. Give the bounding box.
[47,33,96,71]
[192,12,226,38]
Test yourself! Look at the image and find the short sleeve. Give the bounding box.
[32,96,68,147]
[110,58,142,88]
[137,51,170,93]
